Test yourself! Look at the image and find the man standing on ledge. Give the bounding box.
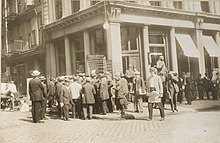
[29,70,45,123]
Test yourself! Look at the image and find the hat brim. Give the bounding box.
[31,72,40,76]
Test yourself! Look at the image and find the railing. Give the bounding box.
[8,40,25,54]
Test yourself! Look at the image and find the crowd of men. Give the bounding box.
[28,56,220,123]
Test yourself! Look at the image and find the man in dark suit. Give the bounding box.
[82,77,96,120]
[99,74,109,115]
[114,73,129,117]
[39,76,47,120]
[29,70,45,123]
[55,77,64,119]
[60,78,73,121]
[133,71,146,113]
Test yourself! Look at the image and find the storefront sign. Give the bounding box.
[87,55,106,74]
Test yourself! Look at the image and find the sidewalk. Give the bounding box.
[1,99,220,143]
[93,99,220,120]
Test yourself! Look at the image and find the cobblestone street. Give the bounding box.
[1,100,220,143]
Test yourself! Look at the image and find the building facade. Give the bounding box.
[44,0,220,78]
[2,0,220,94]
[1,0,45,94]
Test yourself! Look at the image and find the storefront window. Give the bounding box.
[121,27,129,51]
[121,26,139,51]
[149,34,164,44]
[75,36,85,73]
[56,40,65,76]
[121,26,141,73]
[94,29,106,55]
[149,31,166,67]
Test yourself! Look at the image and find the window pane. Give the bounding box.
[121,27,128,51]
[173,1,182,9]
[149,35,164,44]
[95,29,106,55]
[129,27,138,50]
[55,0,62,20]
[149,1,161,6]
[201,1,210,13]
[71,0,80,13]
[91,0,101,6]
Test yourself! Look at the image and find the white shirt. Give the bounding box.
[69,82,82,99]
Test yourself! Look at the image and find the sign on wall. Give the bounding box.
[87,55,106,74]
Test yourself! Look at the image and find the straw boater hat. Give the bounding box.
[134,71,140,75]
[149,67,157,73]
[86,77,91,82]
[58,76,65,82]
[39,76,46,81]
[31,70,40,77]
[169,71,176,75]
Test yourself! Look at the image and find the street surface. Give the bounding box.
[1,100,220,143]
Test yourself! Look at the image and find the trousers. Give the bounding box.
[32,101,42,123]
[148,102,165,120]
[83,104,93,119]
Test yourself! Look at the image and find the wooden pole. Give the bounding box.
[0,0,2,84]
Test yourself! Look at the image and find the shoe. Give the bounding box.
[36,121,45,123]
[175,109,178,112]
[146,118,152,121]
[171,110,174,112]
[42,117,49,120]
[64,118,70,121]
[159,118,165,121]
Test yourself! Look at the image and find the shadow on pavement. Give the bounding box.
[19,118,33,123]
[196,105,220,112]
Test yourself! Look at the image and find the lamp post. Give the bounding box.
[103,0,109,30]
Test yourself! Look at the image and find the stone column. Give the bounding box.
[142,25,150,80]
[182,1,189,11]
[71,39,76,75]
[50,42,56,77]
[62,0,72,17]
[64,36,72,75]
[48,0,56,23]
[106,23,123,75]
[15,0,18,13]
[214,1,220,15]
[83,30,90,74]
[193,1,202,12]
[165,0,174,9]
[140,0,150,5]
[215,32,220,68]
[170,27,178,73]
[80,0,91,10]
[196,29,206,76]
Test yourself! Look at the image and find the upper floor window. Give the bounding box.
[71,0,80,13]
[149,1,162,6]
[173,1,182,9]
[91,0,101,6]
[38,12,43,26]
[126,1,136,3]
[55,0,62,20]
[31,30,37,46]
[201,1,210,13]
